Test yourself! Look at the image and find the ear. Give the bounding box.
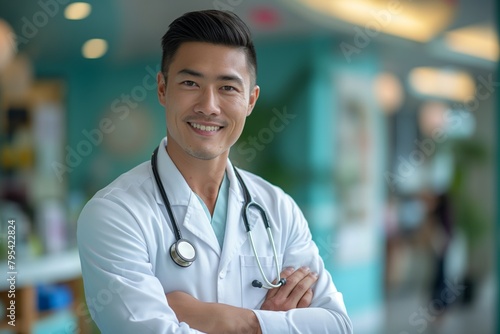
[157,72,166,106]
[246,85,260,116]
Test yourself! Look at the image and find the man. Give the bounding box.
[77,10,352,334]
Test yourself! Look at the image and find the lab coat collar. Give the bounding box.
[153,137,248,207]
[154,137,192,207]
[151,137,245,206]
[151,137,258,259]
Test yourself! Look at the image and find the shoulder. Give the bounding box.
[93,161,153,204]
[234,167,299,211]
[78,161,156,225]
[235,168,282,193]
[233,167,311,245]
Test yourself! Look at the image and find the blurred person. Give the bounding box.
[77,10,351,334]
[424,191,455,308]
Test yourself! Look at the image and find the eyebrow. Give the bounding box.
[177,68,244,86]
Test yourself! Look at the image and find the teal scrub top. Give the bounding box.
[194,172,229,248]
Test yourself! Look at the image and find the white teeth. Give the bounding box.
[190,123,220,132]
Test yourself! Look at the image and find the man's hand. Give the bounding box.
[260,266,318,311]
[166,291,261,334]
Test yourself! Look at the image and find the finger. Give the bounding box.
[297,288,314,308]
[273,266,312,298]
[265,266,294,299]
[286,271,318,305]
[280,266,295,279]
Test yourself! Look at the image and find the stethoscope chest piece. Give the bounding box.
[170,239,196,267]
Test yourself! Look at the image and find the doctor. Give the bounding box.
[77,9,352,334]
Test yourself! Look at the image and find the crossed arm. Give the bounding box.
[166,266,318,334]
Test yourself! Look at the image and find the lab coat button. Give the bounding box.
[219,271,226,279]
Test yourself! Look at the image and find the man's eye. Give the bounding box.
[182,81,197,87]
[221,86,236,92]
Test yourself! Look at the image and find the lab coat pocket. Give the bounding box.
[239,254,283,309]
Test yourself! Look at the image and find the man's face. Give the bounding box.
[157,42,259,162]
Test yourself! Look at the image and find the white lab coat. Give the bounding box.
[77,137,352,334]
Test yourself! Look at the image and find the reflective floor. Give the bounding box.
[385,249,496,334]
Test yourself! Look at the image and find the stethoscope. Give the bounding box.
[151,146,286,289]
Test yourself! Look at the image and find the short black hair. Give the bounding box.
[161,10,257,85]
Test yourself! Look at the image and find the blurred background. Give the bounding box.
[0,0,497,333]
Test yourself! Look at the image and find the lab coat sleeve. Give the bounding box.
[77,198,204,334]
[253,194,353,334]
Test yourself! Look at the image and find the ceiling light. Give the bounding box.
[408,67,475,102]
[291,0,456,42]
[82,39,108,59]
[444,24,498,62]
[65,2,92,20]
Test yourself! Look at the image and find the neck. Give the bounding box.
[166,140,227,214]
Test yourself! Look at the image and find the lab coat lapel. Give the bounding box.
[182,195,221,256]
[218,162,258,271]
[154,138,191,207]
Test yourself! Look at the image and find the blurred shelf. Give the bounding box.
[0,249,89,334]
[0,248,81,290]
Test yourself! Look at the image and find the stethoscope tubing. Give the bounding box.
[247,228,283,289]
[151,147,182,241]
[151,146,284,289]
[231,168,285,289]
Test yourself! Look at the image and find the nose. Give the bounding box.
[195,87,221,116]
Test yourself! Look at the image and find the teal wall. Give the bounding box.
[38,58,165,193]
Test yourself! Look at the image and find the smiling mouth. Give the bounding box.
[188,122,222,132]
